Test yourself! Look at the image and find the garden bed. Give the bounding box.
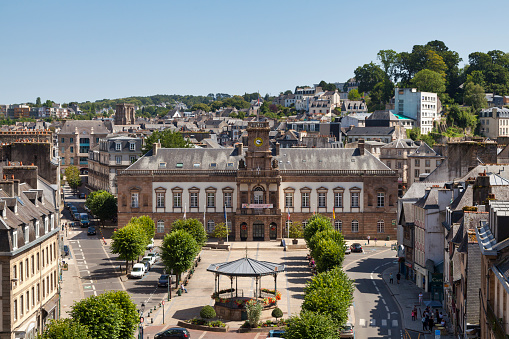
[177,320,229,332]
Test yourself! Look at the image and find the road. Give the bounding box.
[343,246,404,339]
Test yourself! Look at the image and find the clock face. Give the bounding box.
[254,137,263,147]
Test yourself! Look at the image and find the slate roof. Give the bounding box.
[414,188,439,209]
[450,186,473,211]
[59,120,111,134]
[366,110,399,121]
[381,139,418,149]
[345,126,395,136]
[408,142,440,157]
[127,147,391,172]
[207,257,285,277]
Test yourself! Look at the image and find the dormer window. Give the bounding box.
[35,221,40,238]
[115,142,121,151]
[24,225,29,244]
[44,216,48,233]
[210,163,217,168]
[129,142,136,151]
[176,163,183,168]
[12,230,18,250]
[159,162,167,168]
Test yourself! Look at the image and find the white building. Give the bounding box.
[394,88,440,135]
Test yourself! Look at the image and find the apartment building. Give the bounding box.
[479,107,509,139]
[394,88,440,135]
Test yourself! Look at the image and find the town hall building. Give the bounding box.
[116,121,398,241]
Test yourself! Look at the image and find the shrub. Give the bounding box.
[200,305,216,320]
[208,320,226,328]
[245,300,263,328]
[289,223,303,239]
[272,307,283,321]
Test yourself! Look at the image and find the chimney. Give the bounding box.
[236,143,243,155]
[358,139,365,156]
[153,141,161,156]
[275,142,280,156]
[0,181,14,197]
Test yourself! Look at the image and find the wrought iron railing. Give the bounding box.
[480,289,507,339]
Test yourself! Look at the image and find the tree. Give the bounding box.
[272,307,283,322]
[200,305,216,320]
[64,165,82,193]
[36,97,42,107]
[303,214,333,244]
[411,69,446,94]
[171,218,207,247]
[354,62,387,94]
[110,224,145,274]
[406,127,421,141]
[309,229,346,272]
[43,99,54,108]
[210,222,228,243]
[160,229,198,287]
[317,80,336,92]
[191,103,211,112]
[463,81,487,110]
[142,129,192,154]
[289,223,303,240]
[70,294,123,339]
[85,190,117,227]
[39,319,91,339]
[102,290,139,339]
[129,216,156,246]
[377,49,400,82]
[284,311,339,339]
[347,89,362,101]
[301,267,354,326]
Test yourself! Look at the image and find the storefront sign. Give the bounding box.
[241,204,273,209]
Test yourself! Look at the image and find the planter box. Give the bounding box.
[177,320,229,332]
[238,326,285,333]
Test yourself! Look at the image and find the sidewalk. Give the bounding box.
[381,265,455,339]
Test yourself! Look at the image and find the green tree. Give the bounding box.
[411,69,446,94]
[285,311,339,339]
[317,80,336,91]
[129,216,156,246]
[406,127,421,141]
[302,267,354,326]
[463,81,487,110]
[200,305,216,320]
[347,89,362,101]
[354,62,387,94]
[36,97,42,107]
[191,103,211,112]
[210,222,228,243]
[110,224,145,274]
[38,319,91,339]
[245,300,263,328]
[70,294,123,339]
[161,229,198,287]
[377,49,400,82]
[309,229,346,271]
[85,190,117,227]
[303,214,333,244]
[102,291,139,339]
[142,130,192,154]
[171,218,207,247]
[272,307,283,322]
[466,70,486,88]
[64,165,82,193]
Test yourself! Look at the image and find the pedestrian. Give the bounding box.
[374,237,377,245]
[412,306,417,321]
[411,309,416,321]
[180,283,188,293]
[435,309,440,321]
[389,273,394,284]
[428,316,434,332]
[422,316,427,331]
[418,292,423,305]
[367,235,370,244]
[396,272,401,284]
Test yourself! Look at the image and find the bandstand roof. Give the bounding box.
[207,257,285,277]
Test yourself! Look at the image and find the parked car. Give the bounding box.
[142,256,155,268]
[87,226,96,235]
[69,206,79,220]
[146,238,155,250]
[130,263,146,278]
[79,192,86,199]
[267,329,285,337]
[154,327,190,338]
[63,245,70,256]
[147,252,159,262]
[65,202,73,210]
[344,245,351,255]
[340,322,354,338]
[80,213,90,227]
[350,243,363,253]
[141,260,151,271]
[158,274,170,287]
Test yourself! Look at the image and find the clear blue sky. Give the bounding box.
[1,0,508,104]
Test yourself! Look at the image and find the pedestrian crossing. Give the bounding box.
[358,318,399,327]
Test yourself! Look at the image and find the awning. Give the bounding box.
[42,294,59,316]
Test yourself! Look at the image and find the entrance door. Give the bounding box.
[269,223,277,240]
[253,221,264,241]
[240,223,248,241]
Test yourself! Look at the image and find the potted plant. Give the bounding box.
[211,222,229,245]
[289,223,303,245]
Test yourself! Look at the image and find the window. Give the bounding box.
[24,225,29,244]
[130,156,136,163]
[176,163,183,168]
[157,220,165,233]
[70,146,74,153]
[115,142,121,151]
[42,280,45,298]
[351,192,359,208]
[190,193,198,208]
[377,220,385,233]
[436,160,441,167]
[386,161,391,168]
[224,192,232,208]
[207,193,215,208]
[44,217,48,233]
[31,255,34,275]
[397,162,402,169]
[302,192,309,208]
[156,192,165,208]
[207,220,215,233]
[173,192,181,208]
[61,146,65,154]
[36,253,39,271]
[129,143,135,151]
[425,160,430,167]
[12,230,18,250]
[70,157,74,165]
[131,193,139,208]
[351,220,359,233]
[20,295,23,316]
[116,156,122,164]
[50,214,54,230]
[302,221,308,228]
[334,193,343,208]
[415,159,420,166]
[37,283,40,302]
[61,158,65,165]
[35,221,39,238]
[26,291,29,311]
[318,193,326,208]
[334,220,342,232]
[61,138,65,143]
[415,169,420,178]
[96,138,99,143]
[285,193,293,208]
[377,192,385,207]
[31,287,35,306]
[25,259,29,279]
[41,249,45,268]
[14,300,17,321]
[70,137,74,143]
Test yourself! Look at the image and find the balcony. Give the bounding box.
[239,208,281,216]
[481,290,507,339]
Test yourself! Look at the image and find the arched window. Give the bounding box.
[207,220,215,233]
[334,220,342,232]
[157,220,164,233]
[351,220,359,233]
[253,186,264,204]
[377,220,385,233]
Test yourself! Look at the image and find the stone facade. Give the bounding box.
[117,121,398,241]
[114,103,135,125]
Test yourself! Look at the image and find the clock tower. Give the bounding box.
[245,121,272,170]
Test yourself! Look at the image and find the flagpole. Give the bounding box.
[203,204,206,232]
[184,203,187,220]
[225,204,228,243]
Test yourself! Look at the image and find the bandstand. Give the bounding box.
[207,257,285,321]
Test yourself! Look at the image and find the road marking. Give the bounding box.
[254,333,261,339]
[387,312,390,319]
[198,332,207,339]
[392,319,398,327]
[385,306,389,312]
[375,286,380,292]
[370,319,376,326]
[388,329,391,336]
[381,298,386,304]
[344,248,392,269]
[359,319,366,327]
[382,319,387,326]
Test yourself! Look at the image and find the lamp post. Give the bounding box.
[167,271,172,301]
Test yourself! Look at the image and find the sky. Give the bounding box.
[1,0,508,104]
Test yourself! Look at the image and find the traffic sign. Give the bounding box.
[435,329,440,338]
[162,300,165,305]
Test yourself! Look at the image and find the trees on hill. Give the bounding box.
[142,129,192,154]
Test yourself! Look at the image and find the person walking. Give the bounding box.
[396,272,401,284]
[418,292,423,305]
[412,306,418,321]
[389,273,394,284]
[411,309,416,321]
[367,235,370,244]
[180,283,188,293]
[422,315,427,331]
[428,315,434,332]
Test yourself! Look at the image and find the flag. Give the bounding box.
[287,207,291,221]
[183,203,187,219]
[333,209,336,220]
[224,205,227,221]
